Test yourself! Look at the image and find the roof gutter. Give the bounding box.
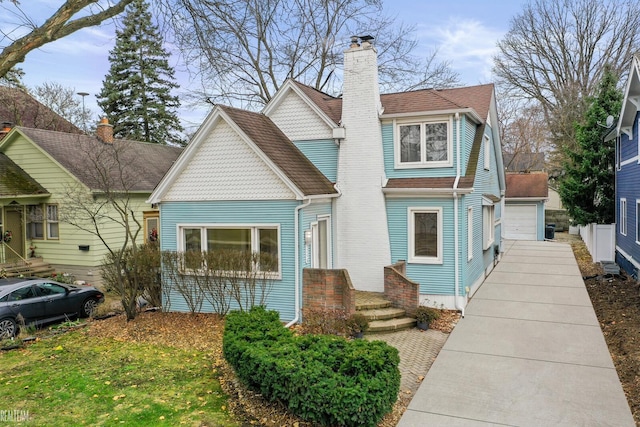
[383,187,473,196]
[285,197,312,328]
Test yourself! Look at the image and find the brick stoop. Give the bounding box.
[356,291,416,333]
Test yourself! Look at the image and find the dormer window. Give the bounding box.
[395,117,452,168]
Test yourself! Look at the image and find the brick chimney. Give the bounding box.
[334,35,391,292]
[96,117,114,143]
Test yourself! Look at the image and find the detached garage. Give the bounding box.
[504,173,549,241]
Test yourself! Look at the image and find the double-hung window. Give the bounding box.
[408,208,442,264]
[27,205,44,239]
[397,118,452,167]
[180,225,280,274]
[46,205,59,239]
[636,200,640,244]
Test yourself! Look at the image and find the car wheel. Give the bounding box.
[81,298,99,318]
[0,317,17,339]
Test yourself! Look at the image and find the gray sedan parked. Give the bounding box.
[0,278,104,338]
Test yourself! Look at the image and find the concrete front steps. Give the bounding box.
[356,291,416,333]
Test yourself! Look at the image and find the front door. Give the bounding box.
[4,208,24,261]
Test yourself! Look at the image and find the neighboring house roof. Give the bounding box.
[0,152,48,196]
[503,152,546,172]
[505,173,549,199]
[219,106,337,196]
[618,55,640,136]
[0,86,82,134]
[6,127,182,193]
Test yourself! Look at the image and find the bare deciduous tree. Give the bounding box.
[499,99,552,172]
[33,82,94,130]
[162,0,458,108]
[61,138,146,320]
[0,0,133,78]
[493,0,640,154]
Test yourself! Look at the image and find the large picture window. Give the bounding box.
[397,119,451,167]
[180,225,280,274]
[408,208,442,264]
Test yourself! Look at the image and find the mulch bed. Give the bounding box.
[570,240,640,425]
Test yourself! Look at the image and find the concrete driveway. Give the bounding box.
[398,240,635,427]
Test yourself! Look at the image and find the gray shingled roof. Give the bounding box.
[0,86,82,134]
[220,106,338,196]
[0,152,48,196]
[17,127,182,192]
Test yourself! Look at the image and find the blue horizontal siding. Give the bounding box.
[386,197,456,295]
[159,200,300,321]
[294,139,338,182]
[616,111,640,275]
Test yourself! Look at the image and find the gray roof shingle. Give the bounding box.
[17,127,182,192]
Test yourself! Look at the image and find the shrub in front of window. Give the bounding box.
[224,307,400,427]
[161,249,277,315]
[101,243,161,320]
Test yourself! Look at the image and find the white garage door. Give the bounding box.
[504,204,537,240]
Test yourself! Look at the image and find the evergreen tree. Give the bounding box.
[558,66,622,225]
[97,0,183,145]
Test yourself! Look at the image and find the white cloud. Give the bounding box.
[415,18,507,85]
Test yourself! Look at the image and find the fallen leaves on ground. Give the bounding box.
[85,308,458,427]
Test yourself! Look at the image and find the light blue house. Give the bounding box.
[614,55,640,278]
[149,36,506,321]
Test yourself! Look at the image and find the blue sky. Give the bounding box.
[2,0,529,132]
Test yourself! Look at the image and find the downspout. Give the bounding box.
[285,184,342,328]
[453,112,464,317]
[285,197,312,328]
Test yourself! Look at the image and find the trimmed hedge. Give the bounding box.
[223,307,400,427]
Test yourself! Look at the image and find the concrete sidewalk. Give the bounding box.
[398,240,635,427]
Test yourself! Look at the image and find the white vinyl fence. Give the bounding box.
[579,223,615,262]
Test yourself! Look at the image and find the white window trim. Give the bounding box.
[620,198,627,236]
[616,136,621,171]
[484,135,490,171]
[483,204,495,250]
[636,200,640,245]
[311,215,332,269]
[394,116,453,169]
[46,204,59,240]
[467,207,473,261]
[408,207,443,265]
[177,223,282,278]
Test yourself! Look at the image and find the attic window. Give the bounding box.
[395,118,452,168]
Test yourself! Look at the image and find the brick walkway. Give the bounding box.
[367,328,448,397]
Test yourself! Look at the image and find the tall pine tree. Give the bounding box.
[98,0,183,145]
[558,65,622,225]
